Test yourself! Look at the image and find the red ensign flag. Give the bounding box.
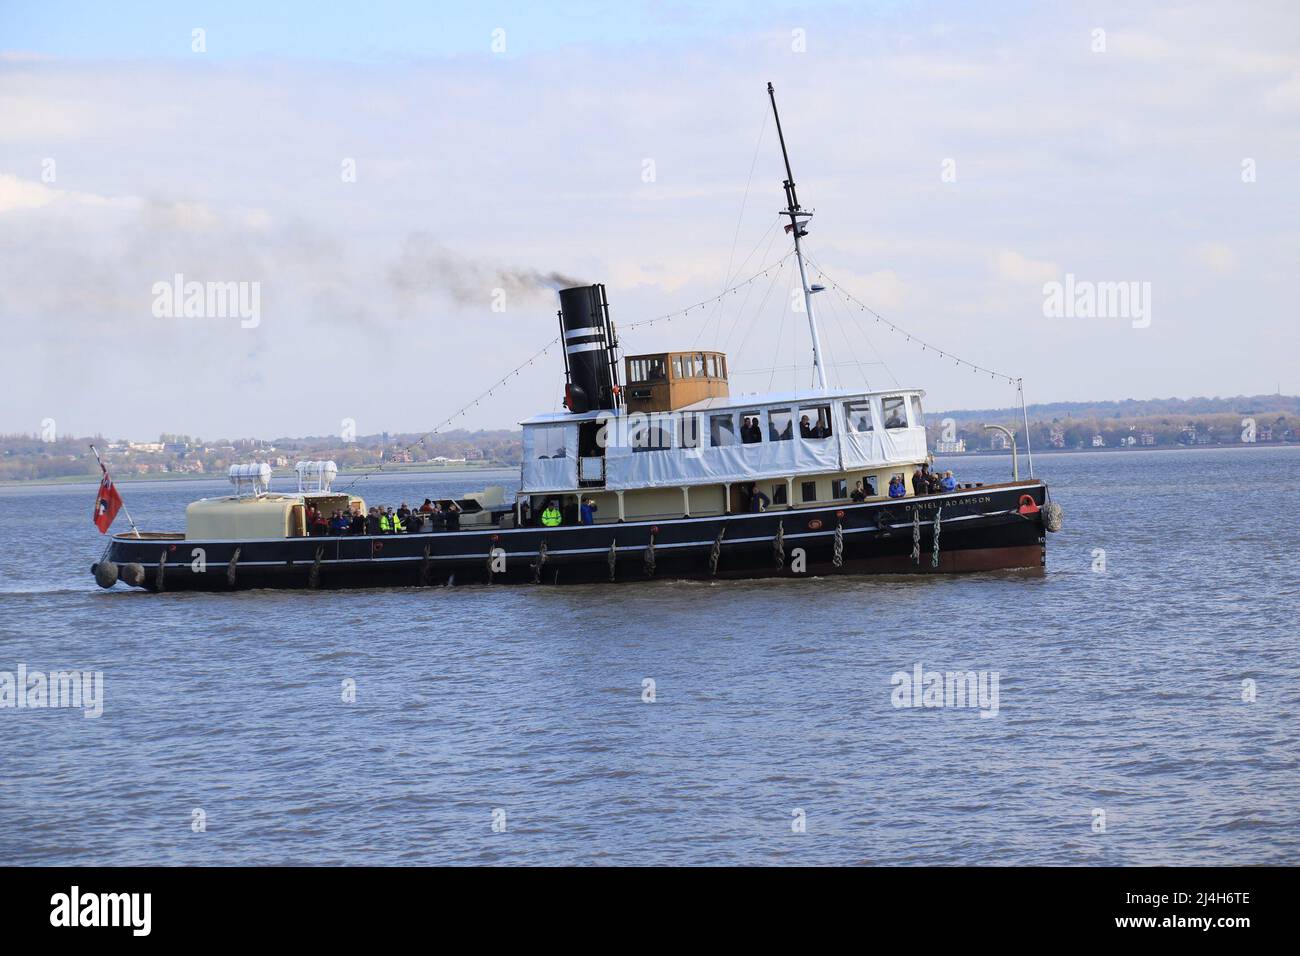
[93,473,123,533]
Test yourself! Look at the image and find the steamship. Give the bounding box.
[92,84,1061,593]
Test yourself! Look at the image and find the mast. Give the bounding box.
[767,81,828,391]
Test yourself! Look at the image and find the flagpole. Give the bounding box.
[89,444,141,538]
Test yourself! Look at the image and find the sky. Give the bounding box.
[2,0,1297,441]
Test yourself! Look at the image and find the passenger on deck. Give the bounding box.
[443,499,462,532]
[349,508,367,535]
[366,507,381,535]
[850,480,867,503]
[397,502,411,522]
[889,475,907,498]
[311,509,329,537]
[912,464,931,496]
[330,510,350,535]
[749,486,771,513]
[419,498,434,513]
[389,507,404,533]
[579,497,598,525]
[927,470,943,494]
[799,415,813,439]
[541,500,562,527]
[940,470,958,493]
[741,417,762,444]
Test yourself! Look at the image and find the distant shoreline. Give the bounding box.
[3,441,1295,489]
[0,463,517,490]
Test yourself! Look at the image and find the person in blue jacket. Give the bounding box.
[888,475,907,498]
[579,497,598,525]
[939,470,958,492]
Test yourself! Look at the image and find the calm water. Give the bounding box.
[0,448,1297,866]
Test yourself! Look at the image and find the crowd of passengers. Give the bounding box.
[304,499,463,536]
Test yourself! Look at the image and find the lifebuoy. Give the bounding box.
[1017,494,1040,515]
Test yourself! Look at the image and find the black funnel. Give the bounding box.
[557,283,619,413]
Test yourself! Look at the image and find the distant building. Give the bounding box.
[1048,425,1065,449]
[1259,425,1274,442]
[934,439,966,454]
[1091,434,1106,447]
[1139,430,1156,446]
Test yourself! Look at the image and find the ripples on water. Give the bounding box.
[0,449,1297,865]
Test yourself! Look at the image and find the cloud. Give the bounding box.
[1,0,1298,437]
[990,251,1060,285]
[1192,242,1237,275]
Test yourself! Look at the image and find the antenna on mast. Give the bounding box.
[767,81,828,391]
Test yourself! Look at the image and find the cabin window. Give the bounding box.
[882,396,908,429]
[844,400,874,433]
[864,476,878,497]
[772,483,788,505]
[801,480,818,503]
[832,478,848,499]
[910,395,924,427]
[706,354,717,377]
[710,413,738,447]
[740,410,762,444]
[630,416,672,453]
[799,405,832,439]
[673,356,684,379]
[628,359,643,382]
[693,354,705,377]
[533,425,567,458]
[647,357,666,380]
[768,408,793,441]
[679,414,701,449]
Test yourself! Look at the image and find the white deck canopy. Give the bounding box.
[520,387,928,493]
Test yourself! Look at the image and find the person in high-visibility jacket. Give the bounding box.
[379,511,392,533]
[540,500,562,527]
[388,508,404,533]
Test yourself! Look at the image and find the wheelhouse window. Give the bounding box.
[533,425,567,458]
[881,396,908,429]
[801,480,818,503]
[772,483,788,505]
[910,395,924,427]
[799,405,832,439]
[706,354,718,378]
[832,478,848,499]
[693,354,705,377]
[844,400,874,434]
[768,408,793,441]
[710,413,738,447]
[647,357,666,380]
[673,356,684,378]
[740,410,762,444]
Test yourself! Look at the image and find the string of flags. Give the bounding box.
[803,252,1021,387]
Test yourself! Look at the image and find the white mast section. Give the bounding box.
[767,81,828,391]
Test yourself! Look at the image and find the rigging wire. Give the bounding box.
[804,251,1019,385]
[694,112,769,349]
[337,249,794,492]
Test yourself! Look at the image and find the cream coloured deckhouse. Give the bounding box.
[519,384,930,523]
